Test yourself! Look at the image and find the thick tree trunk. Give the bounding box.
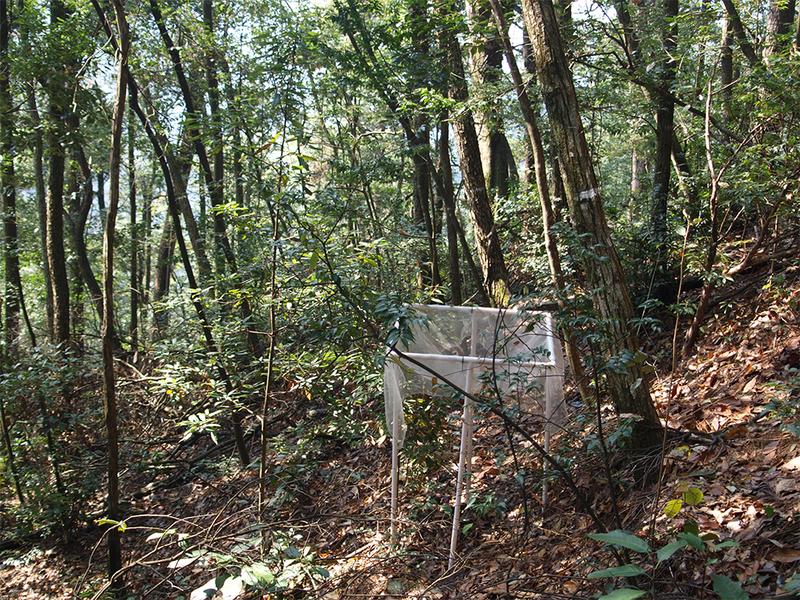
[765,0,796,58]
[650,0,678,244]
[520,0,660,442]
[438,0,509,305]
[466,0,518,199]
[489,0,590,403]
[721,15,734,120]
[152,215,175,332]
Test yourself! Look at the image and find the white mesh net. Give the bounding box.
[384,305,566,447]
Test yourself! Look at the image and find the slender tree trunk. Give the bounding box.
[0,394,24,504]
[46,0,72,347]
[91,0,250,468]
[151,0,261,357]
[437,118,463,305]
[28,88,54,339]
[1,0,21,353]
[129,107,139,353]
[437,0,509,305]
[102,0,129,589]
[520,0,660,443]
[720,0,758,66]
[157,127,210,284]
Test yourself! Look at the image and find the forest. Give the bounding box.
[0,0,798,596]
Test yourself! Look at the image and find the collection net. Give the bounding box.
[384,305,566,447]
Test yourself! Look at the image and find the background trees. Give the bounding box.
[0,0,798,595]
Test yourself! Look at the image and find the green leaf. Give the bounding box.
[678,531,705,550]
[656,539,688,562]
[664,499,684,518]
[683,487,704,506]
[711,575,749,600]
[784,572,800,592]
[598,589,648,600]
[683,520,700,536]
[589,530,651,553]
[240,562,275,588]
[588,564,646,579]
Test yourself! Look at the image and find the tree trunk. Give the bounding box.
[721,15,734,120]
[466,0,518,199]
[437,117,463,305]
[489,0,590,403]
[1,0,21,353]
[90,0,251,468]
[129,107,139,354]
[720,0,758,66]
[520,0,660,443]
[103,0,129,589]
[650,0,678,244]
[151,0,261,357]
[438,0,509,305]
[28,87,54,339]
[46,0,72,347]
[765,0,796,58]
[152,215,175,333]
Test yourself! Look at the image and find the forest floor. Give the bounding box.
[1,259,799,599]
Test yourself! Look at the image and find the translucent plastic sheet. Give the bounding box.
[383,305,567,559]
[384,305,566,447]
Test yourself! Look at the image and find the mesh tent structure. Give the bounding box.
[384,305,566,567]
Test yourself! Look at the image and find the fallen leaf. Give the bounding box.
[772,549,800,563]
[780,456,800,471]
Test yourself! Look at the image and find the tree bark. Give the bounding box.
[46,0,72,346]
[765,0,796,58]
[721,15,734,121]
[103,0,129,589]
[152,214,175,332]
[437,0,509,305]
[27,87,54,339]
[466,0,518,199]
[650,0,678,244]
[1,0,21,353]
[489,0,590,403]
[520,0,660,442]
[437,117,463,305]
[129,107,139,353]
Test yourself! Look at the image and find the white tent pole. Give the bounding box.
[448,393,472,569]
[448,309,478,570]
[390,408,400,544]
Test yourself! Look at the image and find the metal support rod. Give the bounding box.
[448,309,478,569]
